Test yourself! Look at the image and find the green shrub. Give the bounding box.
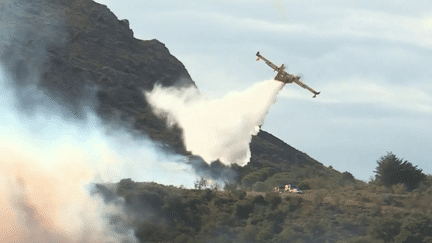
[201,188,214,201]
[367,216,401,242]
[298,182,310,190]
[346,236,382,243]
[342,171,355,181]
[285,197,303,212]
[313,189,327,207]
[272,226,296,242]
[257,223,274,240]
[233,190,247,200]
[234,200,254,219]
[394,214,432,243]
[238,225,258,242]
[134,190,164,210]
[241,167,275,188]
[213,197,232,207]
[357,213,369,226]
[135,221,172,242]
[173,233,194,243]
[265,192,282,208]
[223,181,238,192]
[252,181,272,192]
[264,172,296,187]
[194,177,208,190]
[304,218,328,239]
[393,183,407,194]
[252,195,267,205]
[116,178,135,196]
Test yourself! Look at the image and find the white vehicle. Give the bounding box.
[286,184,303,194]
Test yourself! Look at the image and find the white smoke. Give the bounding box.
[145,80,285,166]
[0,0,200,241]
[0,64,197,242]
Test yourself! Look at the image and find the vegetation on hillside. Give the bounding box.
[94,153,431,243]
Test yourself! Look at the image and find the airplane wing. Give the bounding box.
[256,51,320,98]
[292,77,321,98]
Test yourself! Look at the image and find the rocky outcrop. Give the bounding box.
[250,130,322,170]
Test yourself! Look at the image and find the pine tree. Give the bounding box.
[374,152,426,191]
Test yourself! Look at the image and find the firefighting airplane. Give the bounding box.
[256,52,320,98]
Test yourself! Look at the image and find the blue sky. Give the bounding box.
[95,0,432,182]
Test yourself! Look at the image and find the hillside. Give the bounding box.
[95,176,432,243]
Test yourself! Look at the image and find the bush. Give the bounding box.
[252,181,272,192]
[357,213,369,226]
[272,226,297,242]
[223,181,238,192]
[234,200,254,219]
[241,167,275,188]
[298,182,310,190]
[135,191,164,210]
[393,183,407,194]
[394,214,432,243]
[201,188,214,201]
[342,171,355,181]
[213,197,232,207]
[257,223,274,240]
[233,190,247,200]
[313,189,327,207]
[116,178,135,196]
[367,216,401,242]
[194,177,208,190]
[252,195,267,205]
[173,233,194,243]
[346,236,381,243]
[285,197,303,212]
[135,221,172,242]
[265,192,282,208]
[304,218,329,239]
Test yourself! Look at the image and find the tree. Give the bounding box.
[374,152,426,191]
[194,177,208,190]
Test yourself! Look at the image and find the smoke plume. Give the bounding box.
[145,80,285,166]
[0,0,197,239]
[0,74,137,242]
[0,63,201,242]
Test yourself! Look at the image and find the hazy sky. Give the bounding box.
[95,0,432,182]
